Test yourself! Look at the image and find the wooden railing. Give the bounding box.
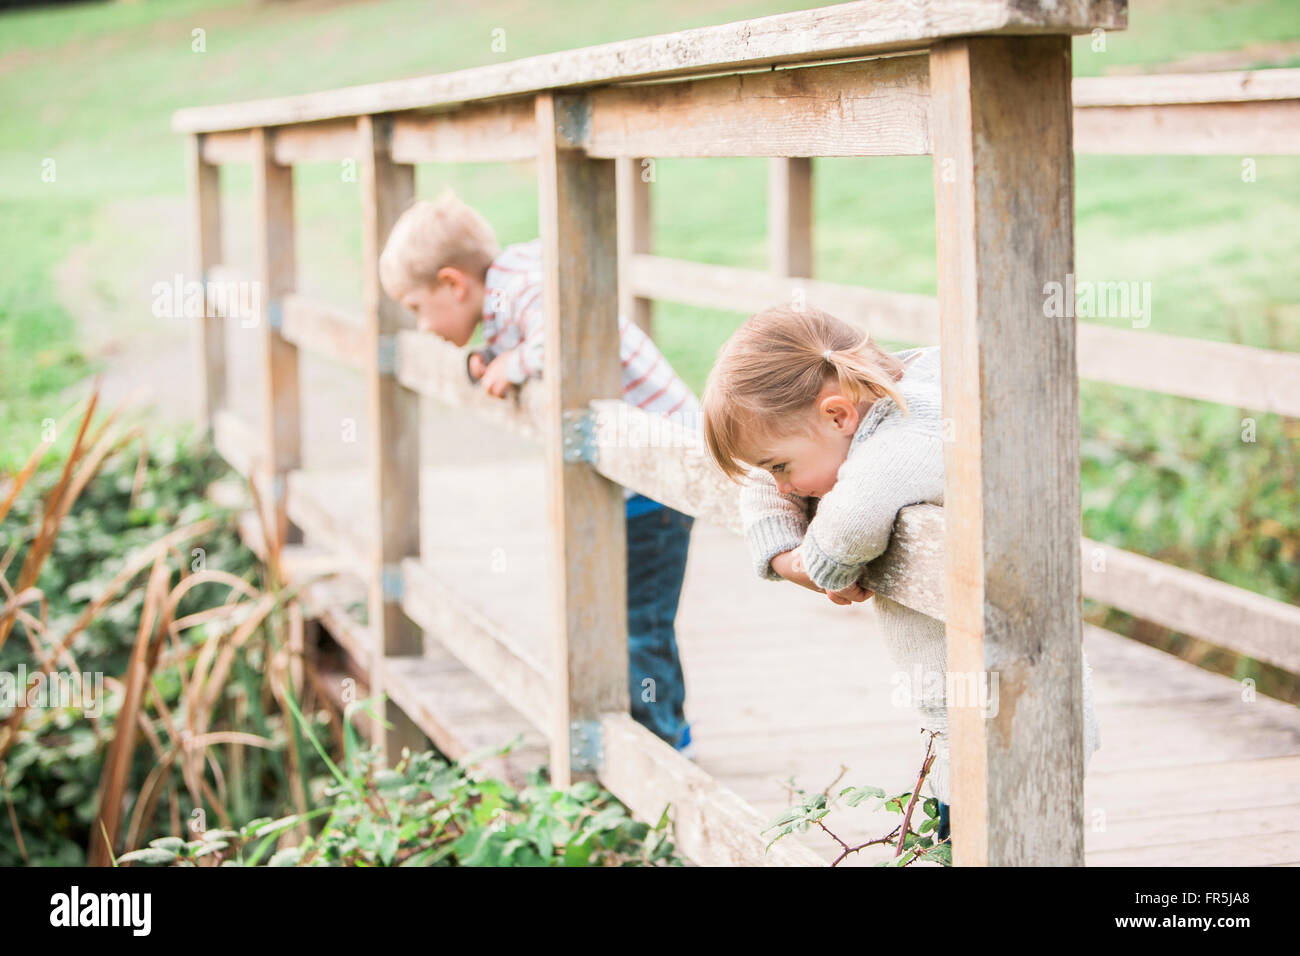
[173,0,1300,866]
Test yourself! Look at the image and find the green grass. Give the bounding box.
[0,198,95,455]
[1,0,1298,631]
[1071,0,1300,76]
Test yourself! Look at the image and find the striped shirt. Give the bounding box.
[479,240,703,506]
[481,240,700,422]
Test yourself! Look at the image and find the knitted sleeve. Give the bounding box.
[799,427,945,593]
[738,465,813,581]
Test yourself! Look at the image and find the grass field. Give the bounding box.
[1,0,1298,686]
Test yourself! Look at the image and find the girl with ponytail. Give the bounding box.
[700,303,1100,847]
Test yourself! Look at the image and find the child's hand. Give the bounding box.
[826,581,874,606]
[467,350,488,382]
[478,353,517,398]
[782,545,873,606]
[769,547,822,594]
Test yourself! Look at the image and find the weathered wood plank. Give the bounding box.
[583,57,931,158]
[1084,756,1300,816]
[1073,67,1300,106]
[931,34,1082,866]
[1083,803,1300,856]
[171,0,1126,132]
[769,157,813,276]
[598,713,827,866]
[358,114,425,765]
[272,119,359,164]
[196,83,1299,167]
[188,134,225,434]
[1073,68,1300,156]
[211,408,256,481]
[630,252,942,341]
[200,129,252,163]
[1074,323,1300,414]
[284,471,370,580]
[1088,829,1300,866]
[251,127,302,553]
[616,157,654,335]
[400,557,552,733]
[1083,539,1300,674]
[1075,100,1300,155]
[537,92,627,786]
[280,294,367,371]
[382,651,550,787]
[391,98,537,164]
[395,328,546,439]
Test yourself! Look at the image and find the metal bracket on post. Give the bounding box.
[561,409,597,465]
[376,334,397,377]
[380,562,404,603]
[569,719,604,774]
[268,300,283,333]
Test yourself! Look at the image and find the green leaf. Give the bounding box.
[117,847,177,866]
[268,847,303,867]
[564,837,594,867]
[569,781,600,802]
[884,793,912,814]
[842,785,887,808]
[764,806,806,829]
[373,769,406,791]
[378,827,399,866]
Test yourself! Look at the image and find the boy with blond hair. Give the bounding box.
[379,187,700,755]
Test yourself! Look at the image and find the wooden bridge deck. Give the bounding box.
[245,449,1300,866]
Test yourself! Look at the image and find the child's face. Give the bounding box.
[747,387,865,498]
[399,267,483,347]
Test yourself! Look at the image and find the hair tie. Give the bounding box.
[822,349,833,362]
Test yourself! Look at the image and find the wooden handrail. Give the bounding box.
[1073,67,1300,106]
[171,0,1123,133]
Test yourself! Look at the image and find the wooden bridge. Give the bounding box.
[172,0,1300,866]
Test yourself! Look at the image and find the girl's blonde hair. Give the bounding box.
[379,187,500,300]
[702,304,911,482]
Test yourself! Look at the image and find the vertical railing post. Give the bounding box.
[616,156,653,335]
[188,133,224,437]
[358,114,426,765]
[768,157,812,279]
[537,92,627,787]
[251,127,303,549]
[929,35,1083,865]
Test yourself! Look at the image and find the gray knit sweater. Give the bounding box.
[738,345,1100,805]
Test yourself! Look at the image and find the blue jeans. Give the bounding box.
[936,800,951,843]
[625,497,693,748]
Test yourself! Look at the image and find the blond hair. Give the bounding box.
[379,187,500,300]
[702,305,911,482]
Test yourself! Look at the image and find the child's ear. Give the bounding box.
[436,266,466,298]
[823,395,857,433]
